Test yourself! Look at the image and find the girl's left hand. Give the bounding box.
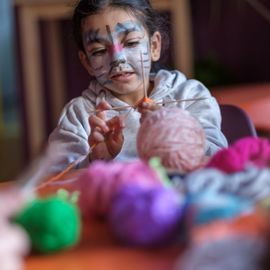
[137,101,161,123]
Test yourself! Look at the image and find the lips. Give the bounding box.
[110,72,135,82]
[111,72,133,78]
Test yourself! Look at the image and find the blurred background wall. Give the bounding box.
[0,0,23,180]
[1,0,270,180]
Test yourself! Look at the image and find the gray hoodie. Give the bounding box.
[49,69,228,171]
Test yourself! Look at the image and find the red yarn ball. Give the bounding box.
[207,137,270,173]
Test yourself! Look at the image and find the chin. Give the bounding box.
[108,83,142,95]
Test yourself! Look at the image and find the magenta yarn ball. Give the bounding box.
[72,160,162,218]
[137,107,206,172]
[206,137,270,173]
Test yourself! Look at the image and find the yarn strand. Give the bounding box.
[90,97,208,114]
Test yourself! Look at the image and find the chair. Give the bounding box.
[219,104,257,145]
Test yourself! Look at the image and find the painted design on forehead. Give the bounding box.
[106,25,114,43]
[115,21,144,35]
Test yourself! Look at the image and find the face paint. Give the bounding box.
[83,20,152,95]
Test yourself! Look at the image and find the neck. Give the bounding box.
[112,81,154,106]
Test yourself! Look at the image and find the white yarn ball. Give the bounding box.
[137,107,206,173]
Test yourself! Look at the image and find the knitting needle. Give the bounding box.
[35,142,98,190]
[140,51,148,98]
[90,97,208,114]
[35,107,134,190]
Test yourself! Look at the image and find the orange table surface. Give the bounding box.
[212,83,270,132]
[24,219,182,270]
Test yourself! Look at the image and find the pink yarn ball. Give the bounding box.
[137,107,206,172]
[207,137,270,173]
[0,189,30,270]
[71,160,163,218]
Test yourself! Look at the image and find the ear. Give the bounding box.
[150,31,161,62]
[78,51,94,76]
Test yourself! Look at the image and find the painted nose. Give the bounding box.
[111,58,126,67]
[110,45,127,67]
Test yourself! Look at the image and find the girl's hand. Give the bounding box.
[137,100,161,123]
[88,101,125,161]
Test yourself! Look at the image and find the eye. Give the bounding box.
[91,48,107,56]
[125,40,140,48]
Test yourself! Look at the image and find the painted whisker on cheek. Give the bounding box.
[103,80,113,86]
[93,65,104,71]
[96,72,108,79]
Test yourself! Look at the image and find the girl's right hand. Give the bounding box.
[88,100,125,161]
[137,100,161,123]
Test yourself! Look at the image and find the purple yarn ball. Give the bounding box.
[109,185,185,247]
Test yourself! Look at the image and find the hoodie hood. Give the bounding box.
[149,69,187,100]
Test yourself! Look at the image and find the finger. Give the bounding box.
[97,100,112,111]
[107,130,124,156]
[89,126,104,145]
[111,129,124,143]
[140,101,160,111]
[91,129,106,143]
[96,100,112,119]
[107,116,125,130]
[89,115,109,133]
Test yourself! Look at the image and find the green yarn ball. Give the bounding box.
[14,191,81,253]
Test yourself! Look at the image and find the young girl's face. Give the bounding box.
[79,7,161,103]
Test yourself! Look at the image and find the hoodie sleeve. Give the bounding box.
[173,79,228,155]
[48,97,93,172]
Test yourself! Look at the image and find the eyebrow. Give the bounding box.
[84,29,108,45]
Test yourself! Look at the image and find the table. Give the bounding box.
[0,179,182,270]
[24,219,182,270]
[212,83,270,133]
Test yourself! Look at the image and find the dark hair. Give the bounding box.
[72,0,169,71]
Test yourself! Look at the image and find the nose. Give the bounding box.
[111,58,126,67]
[110,45,127,67]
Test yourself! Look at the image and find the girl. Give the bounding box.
[49,0,228,170]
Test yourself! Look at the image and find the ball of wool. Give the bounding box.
[174,236,265,270]
[0,222,30,270]
[14,195,81,253]
[72,160,163,218]
[108,185,185,247]
[186,192,251,226]
[137,107,206,173]
[206,137,270,173]
[185,166,270,202]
